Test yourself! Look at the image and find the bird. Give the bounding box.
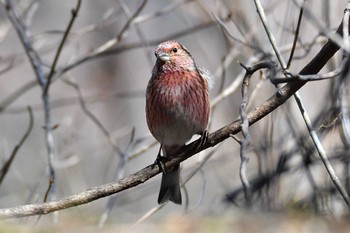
[146,40,211,205]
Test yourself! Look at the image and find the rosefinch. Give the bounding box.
[146,40,210,205]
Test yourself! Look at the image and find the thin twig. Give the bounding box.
[286,0,306,69]
[272,62,344,84]
[238,63,252,207]
[62,76,123,156]
[133,0,194,24]
[212,13,260,52]
[239,62,276,207]
[292,0,350,53]
[0,107,34,186]
[93,0,148,54]
[253,0,287,70]
[3,89,145,115]
[98,128,135,229]
[118,0,152,64]
[43,0,81,95]
[294,91,350,207]
[211,56,260,108]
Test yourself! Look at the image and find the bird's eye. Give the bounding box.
[172,48,178,53]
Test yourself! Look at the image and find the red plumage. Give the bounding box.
[146,40,210,204]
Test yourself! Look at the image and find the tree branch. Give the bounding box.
[43,0,82,95]
[0,107,34,186]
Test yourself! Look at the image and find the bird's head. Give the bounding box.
[154,40,196,72]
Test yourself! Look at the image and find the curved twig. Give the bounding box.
[0,107,34,186]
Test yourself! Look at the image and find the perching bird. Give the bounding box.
[146,40,211,204]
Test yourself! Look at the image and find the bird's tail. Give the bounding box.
[158,145,182,205]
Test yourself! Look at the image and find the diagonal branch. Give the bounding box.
[0,107,34,186]
[43,0,82,95]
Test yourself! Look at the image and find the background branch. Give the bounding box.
[0,107,33,186]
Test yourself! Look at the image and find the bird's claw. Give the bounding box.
[152,144,168,173]
[154,155,168,174]
[197,130,209,148]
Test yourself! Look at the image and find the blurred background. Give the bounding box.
[0,0,349,232]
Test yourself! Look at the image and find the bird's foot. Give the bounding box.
[154,155,168,174]
[152,144,168,174]
[197,130,209,148]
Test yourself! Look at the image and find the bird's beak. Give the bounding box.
[157,52,171,62]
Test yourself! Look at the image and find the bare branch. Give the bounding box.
[239,62,276,207]
[62,76,123,156]
[0,107,34,186]
[93,0,148,55]
[286,0,306,68]
[254,0,287,70]
[43,0,82,95]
